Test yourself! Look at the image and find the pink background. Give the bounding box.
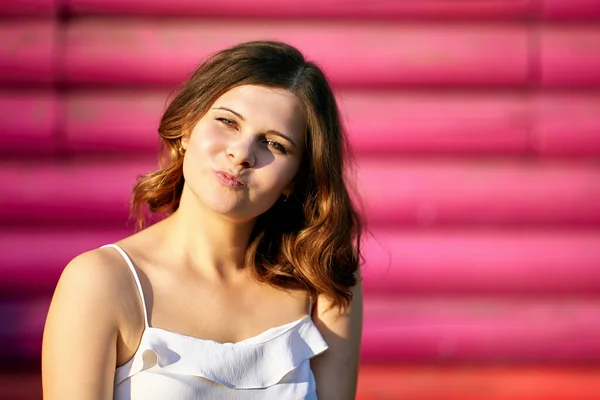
[1,0,600,398]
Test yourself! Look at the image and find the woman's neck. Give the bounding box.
[162,186,257,282]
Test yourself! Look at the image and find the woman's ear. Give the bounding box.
[181,135,189,150]
[282,180,295,197]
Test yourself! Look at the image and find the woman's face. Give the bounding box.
[181,84,306,222]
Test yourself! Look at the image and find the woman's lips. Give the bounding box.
[215,170,247,188]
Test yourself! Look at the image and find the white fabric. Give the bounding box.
[102,244,328,400]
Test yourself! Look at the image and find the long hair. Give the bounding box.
[131,41,362,311]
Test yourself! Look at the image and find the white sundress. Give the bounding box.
[102,244,329,400]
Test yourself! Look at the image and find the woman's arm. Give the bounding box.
[42,250,123,399]
[311,280,363,399]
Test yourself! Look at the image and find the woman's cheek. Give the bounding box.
[200,128,227,154]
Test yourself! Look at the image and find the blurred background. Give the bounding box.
[1,0,600,399]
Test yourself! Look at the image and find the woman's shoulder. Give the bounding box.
[42,244,147,393]
[52,244,144,326]
[64,244,138,289]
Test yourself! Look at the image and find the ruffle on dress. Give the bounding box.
[114,315,328,390]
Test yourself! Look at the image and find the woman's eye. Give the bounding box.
[217,118,236,127]
[266,140,287,154]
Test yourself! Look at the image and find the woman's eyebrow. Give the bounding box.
[266,130,297,148]
[212,107,245,120]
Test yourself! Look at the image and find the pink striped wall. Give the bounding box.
[1,1,599,397]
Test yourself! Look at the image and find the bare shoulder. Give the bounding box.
[61,247,121,282]
[54,247,135,310]
[311,281,363,400]
[42,246,138,398]
[54,243,150,328]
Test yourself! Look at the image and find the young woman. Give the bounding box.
[42,40,363,399]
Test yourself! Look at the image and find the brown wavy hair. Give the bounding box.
[131,41,362,311]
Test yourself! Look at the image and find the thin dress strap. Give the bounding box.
[102,244,150,328]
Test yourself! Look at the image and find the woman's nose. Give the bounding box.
[227,138,256,168]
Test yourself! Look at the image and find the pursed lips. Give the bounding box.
[215,170,247,187]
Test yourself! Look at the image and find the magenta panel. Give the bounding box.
[67,0,535,18]
[0,21,57,85]
[0,92,58,153]
[4,296,600,362]
[534,94,600,156]
[64,91,167,152]
[0,160,156,225]
[542,0,600,19]
[340,91,531,155]
[2,229,600,295]
[358,159,600,226]
[0,0,57,15]
[0,229,128,291]
[361,230,600,294]
[64,91,531,155]
[2,159,599,226]
[0,299,48,359]
[540,27,600,88]
[362,296,600,362]
[64,20,529,87]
